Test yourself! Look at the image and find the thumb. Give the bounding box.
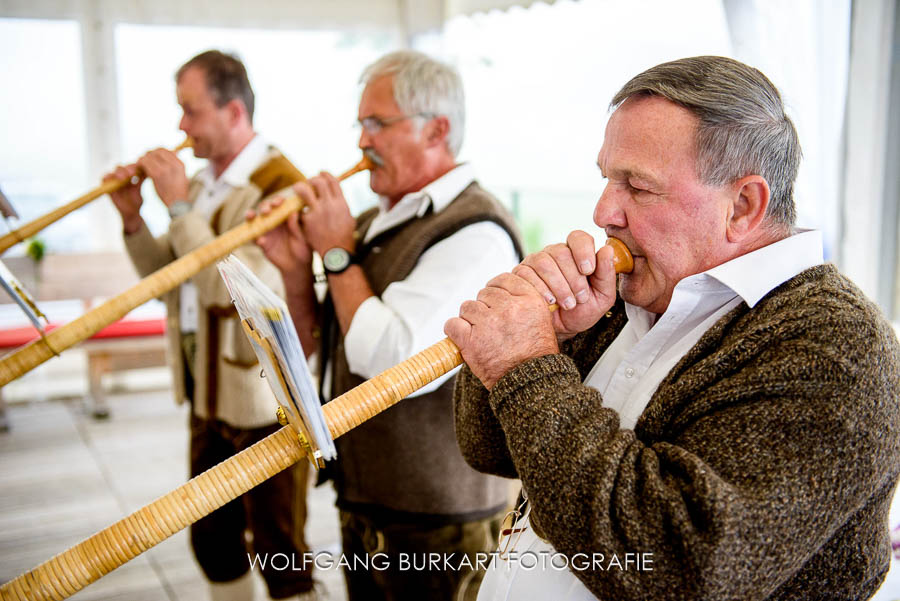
[444,317,472,351]
[589,245,617,306]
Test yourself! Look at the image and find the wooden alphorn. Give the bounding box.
[0,138,194,255]
[0,156,373,388]
[0,239,633,601]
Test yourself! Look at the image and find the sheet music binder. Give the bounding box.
[217,255,335,467]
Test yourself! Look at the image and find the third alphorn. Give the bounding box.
[0,138,194,255]
[0,156,373,388]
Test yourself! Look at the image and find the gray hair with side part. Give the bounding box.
[360,50,466,157]
[611,55,801,227]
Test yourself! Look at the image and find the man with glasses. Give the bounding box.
[254,50,523,600]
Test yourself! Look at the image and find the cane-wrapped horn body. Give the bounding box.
[0,238,632,601]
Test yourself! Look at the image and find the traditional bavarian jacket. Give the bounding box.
[124,140,302,428]
[455,263,900,600]
[323,178,523,522]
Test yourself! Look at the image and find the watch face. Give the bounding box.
[323,248,351,273]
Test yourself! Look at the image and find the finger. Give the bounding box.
[521,248,580,311]
[589,245,618,306]
[245,208,257,220]
[136,154,162,178]
[320,172,342,199]
[293,180,316,205]
[546,244,592,307]
[293,182,317,209]
[108,165,132,183]
[443,316,472,350]
[476,285,510,309]
[308,175,331,202]
[256,197,281,217]
[486,272,539,298]
[512,263,557,306]
[567,230,597,275]
[285,211,303,237]
[458,299,489,325]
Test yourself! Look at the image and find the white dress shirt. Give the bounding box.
[179,134,269,332]
[327,163,520,398]
[478,229,824,601]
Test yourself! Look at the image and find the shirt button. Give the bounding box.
[624,367,635,378]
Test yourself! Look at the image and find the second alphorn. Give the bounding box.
[0,156,373,388]
[0,239,633,601]
[0,138,194,255]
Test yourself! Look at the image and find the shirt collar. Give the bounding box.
[377,163,476,217]
[624,229,824,324]
[196,134,269,189]
[703,229,823,308]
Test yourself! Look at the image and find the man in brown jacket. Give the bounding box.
[106,50,313,601]
[445,56,900,600]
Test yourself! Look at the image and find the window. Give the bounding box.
[114,24,398,235]
[0,18,89,255]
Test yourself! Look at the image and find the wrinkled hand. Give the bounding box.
[136,148,190,207]
[248,196,313,275]
[444,273,559,390]
[104,164,144,235]
[294,173,356,255]
[512,230,618,341]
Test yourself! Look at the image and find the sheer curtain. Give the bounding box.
[722,0,851,261]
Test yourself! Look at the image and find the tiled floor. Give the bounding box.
[0,389,347,601]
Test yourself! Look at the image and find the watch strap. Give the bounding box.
[168,200,192,219]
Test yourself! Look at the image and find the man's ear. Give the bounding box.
[225,99,246,126]
[423,115,450,148]
[726,175,770,242]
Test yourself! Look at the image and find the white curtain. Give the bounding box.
[722,0,851,262]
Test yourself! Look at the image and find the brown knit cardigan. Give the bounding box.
[454,264,900,600]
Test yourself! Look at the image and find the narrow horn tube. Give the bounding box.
[0,138,194,255]
[0,155,373,387]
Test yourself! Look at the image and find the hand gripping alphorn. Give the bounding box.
[0,239,633,601]
[0,157,373,388]
[0,138,194,255]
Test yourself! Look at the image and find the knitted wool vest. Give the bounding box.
[325,181,523,520]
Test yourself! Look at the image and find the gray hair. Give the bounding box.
[611,56,801,227]
[360,50,465,157]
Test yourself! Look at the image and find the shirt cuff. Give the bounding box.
[344,296,393,377]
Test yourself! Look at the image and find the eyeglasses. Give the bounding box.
[357,112,434,135]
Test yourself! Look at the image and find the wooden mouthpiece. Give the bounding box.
[337,155,374,181]
[606,237,633,274]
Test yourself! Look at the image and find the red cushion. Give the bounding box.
[0,318,165,348]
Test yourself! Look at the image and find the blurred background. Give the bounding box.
[2,0,897,314]
[1,0,899,599]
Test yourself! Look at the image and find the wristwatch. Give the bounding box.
[168,200,192,219]
[322,247,355,274]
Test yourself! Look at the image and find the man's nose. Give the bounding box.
[593,184,626,229]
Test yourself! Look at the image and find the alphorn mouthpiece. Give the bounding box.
[607,237,633,274]
[174,136,195,152]
[337,155,375,181]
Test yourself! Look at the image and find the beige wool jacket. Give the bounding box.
[124,170,287,429]
[454,264,900,600]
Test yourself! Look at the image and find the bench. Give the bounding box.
[0,253,169,427]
